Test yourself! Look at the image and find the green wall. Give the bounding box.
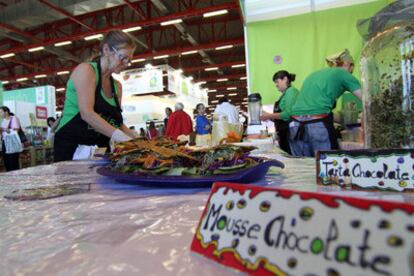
[246,1,390,111]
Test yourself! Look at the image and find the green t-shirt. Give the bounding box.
[291,67,361,116]
[279,86,299,121]
[56,62,118,132]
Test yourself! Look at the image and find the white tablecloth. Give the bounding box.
[1,148,413,275]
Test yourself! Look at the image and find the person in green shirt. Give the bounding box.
[261,70,299,154]
[289,49,362,157]
[54,31,139,161]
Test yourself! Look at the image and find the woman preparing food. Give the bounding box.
[54,31,138,161]
[260,70,299,154]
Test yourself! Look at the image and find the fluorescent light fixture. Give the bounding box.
[242,101,248,104]
[243,98,248,101]
[0,53,15,59]
[228,93,237,96]
[217,78,228,82]
[232,63,245,68]
[203,9,228,18]
[154,54,169,59]
[216,94,225,98]
[1,80,9,84]
[160,19,182,26]
[207,89,217,92]
[56,88,65,92]
[28,46,44,52]
[205,67,218,71]
[131,58,145,63]
[57,71,70,75]
[54,41,72,47]
[122,26,142,33]
[227,87,237,90]
[84,34,103,40]
[240,76,247,80]
[35,74,47,78]
[182,50,198,55]
[215,45,233,50]
[211,100,219,103]
[16,77,28,82]
[198,81,207,85]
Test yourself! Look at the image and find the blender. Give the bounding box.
[246,93,267,135]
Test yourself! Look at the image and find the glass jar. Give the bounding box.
[361,23,414,148]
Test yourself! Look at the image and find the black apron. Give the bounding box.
[54,60,123,161]
[273,94,292,154]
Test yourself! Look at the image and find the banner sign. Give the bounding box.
[191,182,414,275]
[316,149,414,192]
[121,68,163,96]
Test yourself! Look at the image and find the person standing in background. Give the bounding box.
[147,121,158,140]
[0,106,21,171]
[289,49,362,157]
[214,97,239,124]
[195,103,211,146]
[53,30,138,161]
[164,107,172,129]
[165,103,193,141]
[260,70,299,154]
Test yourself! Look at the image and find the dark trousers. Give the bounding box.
[2,140,20,171]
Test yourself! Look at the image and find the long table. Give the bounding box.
[1,148,413,275]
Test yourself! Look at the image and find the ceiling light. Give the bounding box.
[240,76,247,80]
[0,53,15,59]
[160,19,182,26]
[227,87,237,90]
[16,77,28,82]
[1,80,9,84]
[154,54,169,59]
[205,67,219,71]
[207,89,217,92]
[57,71,70,75]
[182,50,198,55]
[242,101,248,104]
[35,74,47,78]
[198,81,207,85]
[228,93,237,96]
[131,58,145,63]
[54,41,72,47]
[211,100,219,104]
[203,9,228,18]
[215,45,233,50]
[122,26,142,33]
[84,34,103,40]
[216,94,224,98]
[28,46,45,52]
[217,78,228,82]
[232,64,245,68]
[56,88,65,92]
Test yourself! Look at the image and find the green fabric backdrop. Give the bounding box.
[246,1,391,111]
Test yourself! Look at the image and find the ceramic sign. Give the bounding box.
[316,149,414,192]
[191,182,414,275]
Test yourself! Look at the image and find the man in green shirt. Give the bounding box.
[289,49,362,157]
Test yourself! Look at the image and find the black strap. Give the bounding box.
[7,117,12,129]
[96,59,123,113]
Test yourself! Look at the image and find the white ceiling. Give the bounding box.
[244,0,380,23]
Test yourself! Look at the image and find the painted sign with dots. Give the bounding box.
[191,182,414,275]
[316,149,414,192]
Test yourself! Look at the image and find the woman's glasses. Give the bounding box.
[111,46,132,66]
